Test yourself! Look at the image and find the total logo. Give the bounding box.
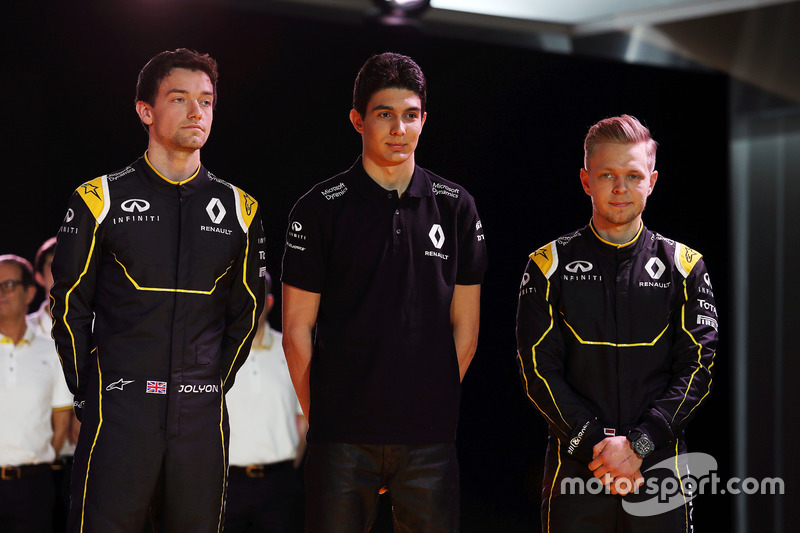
[121,199,150,213]
[206,198,226,224]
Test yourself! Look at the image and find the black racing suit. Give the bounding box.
[516,222,718,533]
[50,155,265,533]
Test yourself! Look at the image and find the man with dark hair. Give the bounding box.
[27,236,80,530]
[282,52,487,532]
[26,236,57,338]
[516,115,718,532]
[0,254,72,532]
[50,48,265,532]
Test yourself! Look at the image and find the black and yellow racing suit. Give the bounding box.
[50,154,265,533]
[516,222,718,533]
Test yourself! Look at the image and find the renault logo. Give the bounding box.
[121,199,151,213]
[428,224,445,249]
[565,260,593,273]
[206,198,226,224]
[645,257,666,279]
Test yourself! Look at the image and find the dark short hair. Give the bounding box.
[135,48,219,109]
[352,52,426,118]
[33,236,57,275]
[0,254,35,288]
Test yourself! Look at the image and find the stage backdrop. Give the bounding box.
[6,2,730,531]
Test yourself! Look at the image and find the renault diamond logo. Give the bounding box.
[565,260,593,273]
[121,199,150,213]
[206,198,226,224]
[645,257,666,279]
[429,224,445,249]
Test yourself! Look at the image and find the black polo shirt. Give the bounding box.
[282,158,487,444]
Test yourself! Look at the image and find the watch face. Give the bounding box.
[635,436,654,457]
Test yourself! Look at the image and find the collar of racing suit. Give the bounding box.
[588,220,650,260]
[136,152,211,197]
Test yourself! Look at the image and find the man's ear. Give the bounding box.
[349,108,364,133]
[136,101,154,126]
[648,171,658,196]
[580,168,592,196]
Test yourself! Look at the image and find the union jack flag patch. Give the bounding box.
[146,381,167,394]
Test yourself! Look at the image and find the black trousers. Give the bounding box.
[225,461,304,533]
[541,437,693,533]
[0,467,55,533]
[304,443,459,533]
[68,385,228,533]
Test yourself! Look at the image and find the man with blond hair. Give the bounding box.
[516,115,718,532]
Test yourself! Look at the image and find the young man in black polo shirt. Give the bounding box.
[282,52,487,532]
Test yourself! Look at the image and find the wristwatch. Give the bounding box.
[627,430,654,459]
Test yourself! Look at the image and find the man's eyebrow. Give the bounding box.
[370,104,420,112]
[165,88,214,97]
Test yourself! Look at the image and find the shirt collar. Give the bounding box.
[349,157,432,200]
[0,326,34,346]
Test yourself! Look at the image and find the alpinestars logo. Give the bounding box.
[243,193,255,216]
[206,198,226,224]
[81,182,102,201]
[106,378,134,391]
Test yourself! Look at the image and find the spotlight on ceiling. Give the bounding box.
[370,0,431,25]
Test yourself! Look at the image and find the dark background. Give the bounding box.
[5,1,731,531]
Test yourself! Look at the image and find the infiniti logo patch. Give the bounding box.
[121,199,150,213]
[565,260,593,273]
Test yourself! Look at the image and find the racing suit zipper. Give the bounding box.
[164,185,184,439]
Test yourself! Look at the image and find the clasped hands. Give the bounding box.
[588,436,645,496]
